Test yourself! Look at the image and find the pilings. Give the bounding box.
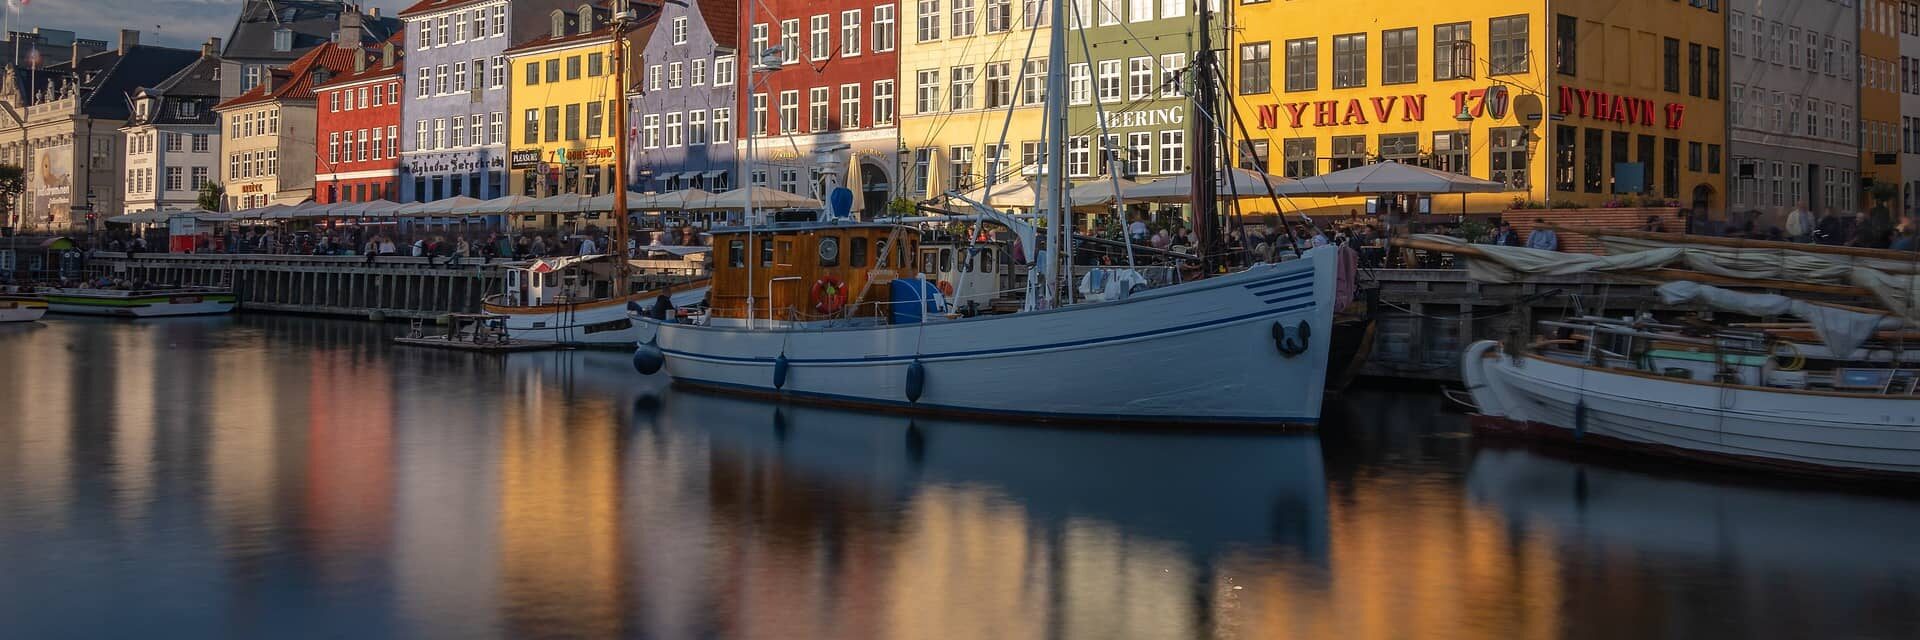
[87,253,505,320]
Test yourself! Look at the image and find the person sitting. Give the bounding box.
[1525,219,1559,251]
[1488,219,1522,246]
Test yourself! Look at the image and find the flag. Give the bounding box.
[26,46,39,69]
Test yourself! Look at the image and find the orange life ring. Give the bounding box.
[936,280,955,297]
[811,276,849,315]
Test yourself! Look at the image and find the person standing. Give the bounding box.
[1784,202,1815,243]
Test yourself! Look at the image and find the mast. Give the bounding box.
[1189,0,1220,275]
[1042,0,1069,306]
[610,0,636,294]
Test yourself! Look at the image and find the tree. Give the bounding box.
[197,180,225,212]
[0,164,25,228]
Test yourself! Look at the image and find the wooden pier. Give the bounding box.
[88,253,506,320]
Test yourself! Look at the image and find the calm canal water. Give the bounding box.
[2,316,1919,639]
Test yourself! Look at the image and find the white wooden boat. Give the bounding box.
[633,221,1337,426]
[41,287,237,317]
[0,294,47,322]
[482,254,709,347]
[1462,327,1920,479]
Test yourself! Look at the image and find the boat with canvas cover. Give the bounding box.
[41,287,236,317]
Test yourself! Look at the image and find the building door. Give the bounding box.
[861,162,891,220]
[1807,163,1823,213]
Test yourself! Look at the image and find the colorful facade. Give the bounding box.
[1726,0,1859,219]
[122,41,225,214]
[1903,0,1919,214]
[1862,0,1906,215]
[740,0,901,214]
[504,7,630,198]
[215,43,364,210]
[1064,0,1205,185]
[1231,0,1725,216]
[629,0,740,193]
[896,0,1048,200]
[313,44,406,204]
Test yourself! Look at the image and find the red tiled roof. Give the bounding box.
[215,41,367,110]
[316,37,406,87]
[503,24,620,55]
[696,0,737,49]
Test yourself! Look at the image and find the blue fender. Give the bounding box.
[773,353,790,389]
[905,360,926,402]
[632,340,664,375]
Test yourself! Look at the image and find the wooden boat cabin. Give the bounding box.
[500,255,625,307]
[708,222,940,325]
[918,238,1014,314]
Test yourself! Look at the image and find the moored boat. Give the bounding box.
[41,287,237,318]
[481,254,710,347]
[0,294,47,323]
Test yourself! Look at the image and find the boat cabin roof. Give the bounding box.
[707,220,913,236]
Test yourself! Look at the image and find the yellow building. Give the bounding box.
[1230,0,1726,217]
[1860,0,1904,213]
[505,7,633,198]
[896,4,1054,200]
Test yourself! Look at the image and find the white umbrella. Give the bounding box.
[408,196,486,216]
[343,200,408,218]
[1068,177,1147,208]
[266,201,331,220]
[637,188,715,210]
[845,153,865,216]
[958,180,1039,208]
[584,190,651,212]
[521,193,593,214]
[466,195,539,215]
[1277,161,1506,196]
[1126,168,1300,203]
[695,186,823,211]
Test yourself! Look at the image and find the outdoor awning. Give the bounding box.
[694,186,823,211]
[1067,178,1148,208]
[522,193,592,214]
[1276,161,1506,196]
[466,195,539,215]
[700,170,727,179]
[1126,168,1300,203]
[635,188,714,210]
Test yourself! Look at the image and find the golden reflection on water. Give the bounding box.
[6,318,1917,639]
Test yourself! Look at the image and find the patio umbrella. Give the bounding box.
[636,188,715,210]
[845,153,865,216]
[466,195,539,215]
[1067,177,1147,208]
[334,199,407,218]
[521,193,593,214]
[584,190,651,212]
[1126,168,1300,203]
[1276,161,1506,196]
[958,180,1040,209]
[694,186,823,211]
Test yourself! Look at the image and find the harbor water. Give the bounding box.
[2,317,1918,639]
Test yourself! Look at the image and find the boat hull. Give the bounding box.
[42,290,236,318]
[0,297,47,323]
[482,282,709,347]
[639,247,1338,426]
[1462,340,1920,477]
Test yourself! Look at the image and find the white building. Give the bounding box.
[1901,0,1918,214]
[1726,0,1860,219]
[122,39,225,213]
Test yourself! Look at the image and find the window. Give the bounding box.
[812,14,832,60]
[1158,130,1184,173]
[587,101,604,138]
[1333,33,1367,88]
[273,28,293,52]
[752,93,768,135]
[1489,15,1528,75]
[782,19,801,64]
[951,65,976,109]
[1128,57,1154,99]
[546,59,560,83]
[1554,14,1576,76]
[1787,27,1801,69]
[1663,38,1680,92]
[330,91,341,113]
[1769,21,1784,65]
[666,112,683,147]
[650,65,662,91]
[917,69,942,112]
[1067,136,1091,176]
[1730,11,1745,57]
[673,16,688,44]
[564,56,580,81]
[716,56,735,86]
[948,145,974,190]
[988,0,1011,32]
[492,6,506,36]
[1330,135,1366,171]
[669,62,683,88]
[952,0,976,38]
[523,62,539,87]
[1161,53,1185,97]
[642,114,660,148]
[454,115,469,146]
[841,84,861,129]
[1708,47,1720,100]
[436,118,449,149]
[780,90,800,133]
[191,167,208,190]
[1098,59,1122,102]
[1491,127,1529,188]
[1553,125,1577,191]
[918,0,941,42]
[810,86,830,131]
[1433,131,1469,174]
[912,148,933,194]
[165,133,182,152]
[873,81,894,125]
[192,134,209,152]
[986,62,1012,108]
[1238,140,1269,173]
[1025,0,1052,27]
[1583,128,1603,193]
[713,108,731,143]
[690,58,706,86]
[1687,43,1702,97]
[1379,133,1419,164]
[875,5,897,52]
[1023,59,1048,104]
[1382,28,1416,85]
[1070,63,1092,104]
[752,24,770,60]
[1098,0,1120,25]
[330,132,342,164]
[1662,138,1679,199]
[489,114,502,147]
[1130,0,1152,23]
[1283,38,1315,92]
[843,10,863,56]
[1127,132,1152,176]
[1687,141,1702,173]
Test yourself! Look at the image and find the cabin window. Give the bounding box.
[851,237,869,267]
[939,249,953,273]
[958,249,974,273]
[761,239,774,266]
[982,249,996,273]
[904,243,917,270]
[776,240,794,266]
[728,239,745,267]
[876,240,890,267]
[818,235,841,267]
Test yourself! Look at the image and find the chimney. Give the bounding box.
[119,29,139,55]
[338,11,364,46]
[202,37,221,57]
[381,42,395,68]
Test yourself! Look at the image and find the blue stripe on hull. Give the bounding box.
[670,377,1321,427]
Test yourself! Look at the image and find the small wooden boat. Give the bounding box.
[393,313,557,352]
[0,294,47,323]
[42,287,237,317]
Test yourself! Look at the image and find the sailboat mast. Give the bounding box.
[1043,0,1070,306]
[610,0,634,294]
[1189,0,1220,275]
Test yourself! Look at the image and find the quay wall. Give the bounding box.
[87,253,506,320]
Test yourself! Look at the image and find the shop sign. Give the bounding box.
[1255,95,1428,129]
[510,149,541,167]
[1555,86,1684,129]
[406,155,505,175]
[1097,106,1185,129]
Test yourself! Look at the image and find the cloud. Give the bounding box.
[9,0,413,49]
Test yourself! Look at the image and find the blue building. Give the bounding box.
[628,0,739,193]
[397,0,574,202]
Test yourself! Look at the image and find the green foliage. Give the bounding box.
[0,165,24,222]
[887,197,917,218]
[1455,220,1492,243]
[198,180,226,212]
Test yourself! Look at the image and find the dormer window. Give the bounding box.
[178,101,198,118]
[273,28,293,52]
[135,100,148,118]
[579,5,596,29]
[551,10,566,38]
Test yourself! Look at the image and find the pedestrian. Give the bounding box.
[1785,202,1815,243]
[1525,218,1559,251]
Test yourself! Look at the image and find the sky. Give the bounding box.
[8,0,413,50]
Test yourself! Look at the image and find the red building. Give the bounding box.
[735,0,899,208]
[314,41,406,203]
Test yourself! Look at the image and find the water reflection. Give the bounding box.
[1,317,1918,639]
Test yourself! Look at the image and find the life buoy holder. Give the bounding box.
[936,280,955,297]
[811,276,849,315]
[1274,320,1312,357]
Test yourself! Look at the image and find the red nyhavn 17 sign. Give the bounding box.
[1556,86,1684,130]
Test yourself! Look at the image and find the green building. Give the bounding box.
[1063,0,1217,188]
